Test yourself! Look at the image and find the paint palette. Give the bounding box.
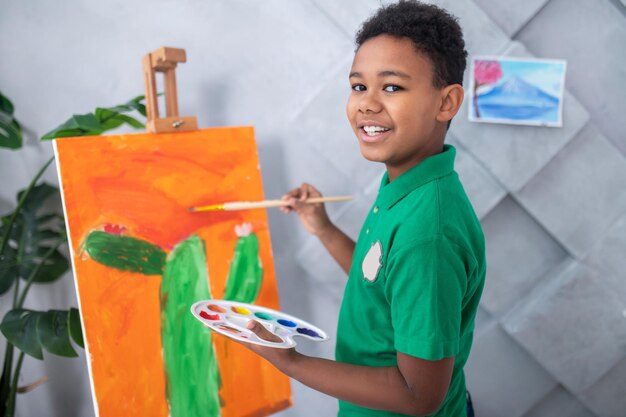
[191,300,329,349]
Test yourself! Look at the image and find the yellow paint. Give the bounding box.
[232,306,251,315]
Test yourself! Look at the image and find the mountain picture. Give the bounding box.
[469,57,567,127]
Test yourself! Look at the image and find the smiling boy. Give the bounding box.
[242,2,486,416]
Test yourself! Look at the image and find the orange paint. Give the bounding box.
[55,128,291,417]
[208,304,227,313]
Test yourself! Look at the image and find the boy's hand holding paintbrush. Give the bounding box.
[281,183,356,274]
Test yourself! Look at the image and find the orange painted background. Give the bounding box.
[54,128,291,417]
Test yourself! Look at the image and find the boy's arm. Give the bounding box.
[281,183,355,274]
[246,321,454,416]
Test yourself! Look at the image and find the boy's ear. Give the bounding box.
[436,84,464,123]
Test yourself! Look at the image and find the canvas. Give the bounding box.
[54,128,291,417]
[469,56,567,127]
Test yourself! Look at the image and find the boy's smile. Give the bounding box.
[347,34,462,181]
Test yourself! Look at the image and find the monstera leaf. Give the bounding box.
[0,183,69,295]
[0,308,83,360]
[0,91,22,149]
[41,95,146,140]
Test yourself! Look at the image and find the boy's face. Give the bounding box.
[346,34,450,180]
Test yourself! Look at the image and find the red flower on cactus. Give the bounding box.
[103,224,127,235]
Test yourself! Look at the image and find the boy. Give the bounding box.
[243,1,485,416]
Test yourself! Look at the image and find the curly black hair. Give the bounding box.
[355,1,467,88]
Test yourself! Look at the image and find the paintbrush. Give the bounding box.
[188,196,352,212]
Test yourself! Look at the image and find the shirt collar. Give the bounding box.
[376,144,456,210]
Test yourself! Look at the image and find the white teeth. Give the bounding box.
[363,126,390,136]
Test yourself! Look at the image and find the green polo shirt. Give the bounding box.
[336,145,486,417]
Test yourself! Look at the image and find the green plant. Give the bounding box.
[0,91,147,417]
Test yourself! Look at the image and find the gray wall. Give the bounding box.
[1,1,625,416]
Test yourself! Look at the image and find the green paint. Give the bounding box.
[161,235,220,417]
[254,312,273,320]
[223,232,263,303]
[83,231,165,275]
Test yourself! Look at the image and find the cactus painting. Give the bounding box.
[54,129,291,417]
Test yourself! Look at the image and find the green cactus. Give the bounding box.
[83,229,221,417]
[161,235,220,417]
[223,223,264,303]
[83,231,165,275]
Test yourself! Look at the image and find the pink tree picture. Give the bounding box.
[473,60,503,118]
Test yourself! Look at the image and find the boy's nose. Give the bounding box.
[358,93,382,113]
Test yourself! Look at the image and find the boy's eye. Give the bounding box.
[383,85,402,92]
[351,84,366,92]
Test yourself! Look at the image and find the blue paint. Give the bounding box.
[277,319,297,328]
[297,327,322,338]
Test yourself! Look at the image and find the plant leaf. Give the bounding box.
[0,309,83,360]
[0,91,15,114]
[0,91,22,149]
[41,113,104,140]
[20,248,69,283]
[68,308,84,348]
[107,95,147,117]
[17,183,58,213]
[108,113,144,129]
[83,231,166,275]
[2,183,69,287]
[0,245,18,295]
[68,308,83,348]
[0,309,43,360]
[41,95,147,140]
[0,111,22,149]
[37,310,77,357]
[95,108,144,130]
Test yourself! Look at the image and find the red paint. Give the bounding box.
[199,311,219,320]
[103,224,127,235]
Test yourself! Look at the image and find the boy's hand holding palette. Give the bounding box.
[191,300,328,348]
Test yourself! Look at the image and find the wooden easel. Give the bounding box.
[143,47,198,133]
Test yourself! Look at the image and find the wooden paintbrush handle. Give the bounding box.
[221,196,352,211]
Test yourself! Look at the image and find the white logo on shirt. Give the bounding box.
[362,240,383,282]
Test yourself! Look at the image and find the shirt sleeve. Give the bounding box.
[384,236,467,360]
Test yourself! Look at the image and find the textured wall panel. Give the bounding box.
[580,357,626,417]
[472,0,550,36]
[311,0,381,39]
[297,236,349,287]
[465,322,557,417]
[516,0,626,155]
[522,386,595,417]
[473,306,495,338]
[480,196,568,316]
[502,260,626,393]
[515,124,626,258]
[447,134,507,219]
[582,213,626,301]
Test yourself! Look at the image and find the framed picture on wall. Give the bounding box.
[469,56,567,127]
